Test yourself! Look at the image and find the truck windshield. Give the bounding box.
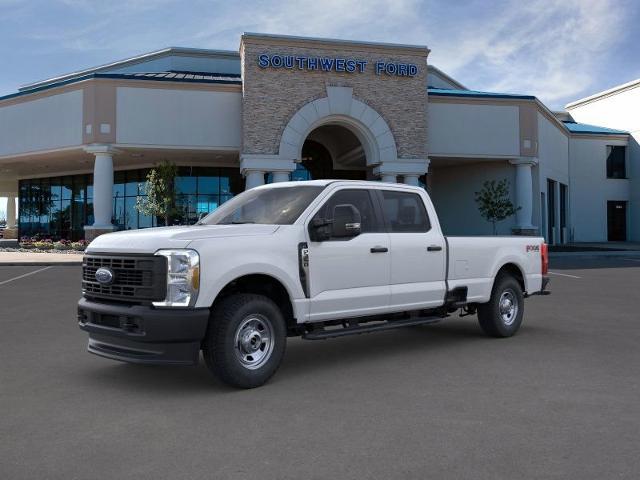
[200,185,325,225]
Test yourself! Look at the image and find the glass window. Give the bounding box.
[315,189,380,233]
[138,210,154,229]
[606,146,626,179]
[86,200,94,227]
[49,178,61,204]
[202,186,324,225]
[381,190,430,233]
[61,199,72,234]
[125,171,140,196]
[72,176,86,201]
[175,175,197,195]
[196,194,218,216]
[17,166,243,239]
[220,176,233,195]
[113,197,125,230]
[61,176,73,200]
[86,175,94,199]
[113,171,125,198]
[176,194,198,225]
[124,197,138,230]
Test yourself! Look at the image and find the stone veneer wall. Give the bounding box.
[240,36,429,160]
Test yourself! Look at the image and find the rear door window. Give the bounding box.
[381,190,430,233]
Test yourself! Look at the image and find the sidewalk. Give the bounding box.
[550,250,640,258]
[550,242,640,258]
[0,251,83,266]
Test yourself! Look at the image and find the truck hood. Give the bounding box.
[86,224,280,254]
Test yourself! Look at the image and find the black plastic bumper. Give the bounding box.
[78,298,210,365]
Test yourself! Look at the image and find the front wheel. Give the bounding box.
[477,274,524,337]
[202,293,286,388]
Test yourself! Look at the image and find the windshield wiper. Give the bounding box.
[230,220,256,224]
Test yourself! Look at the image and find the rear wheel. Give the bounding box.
[477,274,524,337]
[203,293,286,388]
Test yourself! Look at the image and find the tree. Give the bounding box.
[135,161,178,226]
[474,179,520,235]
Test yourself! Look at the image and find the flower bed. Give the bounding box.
[4,237,89,254]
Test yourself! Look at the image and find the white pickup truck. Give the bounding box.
[78,180,549,388]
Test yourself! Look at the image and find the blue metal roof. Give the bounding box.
[562,121,628,135]
[0,71,242,102]
[118,71,241,82]
[428,87,535,100]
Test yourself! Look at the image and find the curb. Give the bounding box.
[550,251,640,258]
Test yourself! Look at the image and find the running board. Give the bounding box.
[302,316,443,340]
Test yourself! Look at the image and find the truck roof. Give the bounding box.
[255,179,425,191]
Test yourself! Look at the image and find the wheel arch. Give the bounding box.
[211,273,297,332]
[494,262,526,293]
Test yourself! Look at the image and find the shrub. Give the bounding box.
[53,241,72,250]
[70,241,87,251]
[33,241,54,250]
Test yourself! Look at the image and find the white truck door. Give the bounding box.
[379,189,447,310]
[306,188,391,321]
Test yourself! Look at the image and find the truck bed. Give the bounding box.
[445,236,544,303]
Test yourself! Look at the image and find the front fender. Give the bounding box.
[195,260,304,311]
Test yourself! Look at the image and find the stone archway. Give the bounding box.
[278,86,398,168]
[240,85,429,188]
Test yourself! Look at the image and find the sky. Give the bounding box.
[1,0,640,217]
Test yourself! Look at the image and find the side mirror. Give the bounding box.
[309,216,332,242]
[331,204,361,238]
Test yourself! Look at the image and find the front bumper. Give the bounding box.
[78,298,210,365]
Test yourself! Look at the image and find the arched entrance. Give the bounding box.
[300,124,368,180]
[277,87,399,175]
[241,86,428,189]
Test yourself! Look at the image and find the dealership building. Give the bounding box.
[0,33,636,243]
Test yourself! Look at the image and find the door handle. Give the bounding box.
[427,245,443,252]
[370,246,389,253]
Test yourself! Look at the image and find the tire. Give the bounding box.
[477,274,524,338]
[202,293,287,388]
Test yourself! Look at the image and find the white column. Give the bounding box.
[271,171,290,183]
[381,174,397,183]
[509,158,538,231]
[6,195,16,229]
[374,159,429,186]
[244,170,265,190]
[84,145,117,232]
[403,174,420,187]
[240,154,295,191]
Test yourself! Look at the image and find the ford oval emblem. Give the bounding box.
[95,267,114,285]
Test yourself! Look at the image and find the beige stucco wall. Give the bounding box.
[240,35,429,160]
[428,102,520,157]
[0,89,83,157]
[116,86,242,148]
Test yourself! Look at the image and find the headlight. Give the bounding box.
[153,249,200,308]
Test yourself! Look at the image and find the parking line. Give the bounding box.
[548,271,581,279]
[0,266,52,286]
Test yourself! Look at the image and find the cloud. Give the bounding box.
[186,0,634,107]
[2,0,636,108]
[429,0,631,107]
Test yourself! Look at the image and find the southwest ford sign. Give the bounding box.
[257,54,418,77]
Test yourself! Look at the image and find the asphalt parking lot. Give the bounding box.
[1,257,639,479]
